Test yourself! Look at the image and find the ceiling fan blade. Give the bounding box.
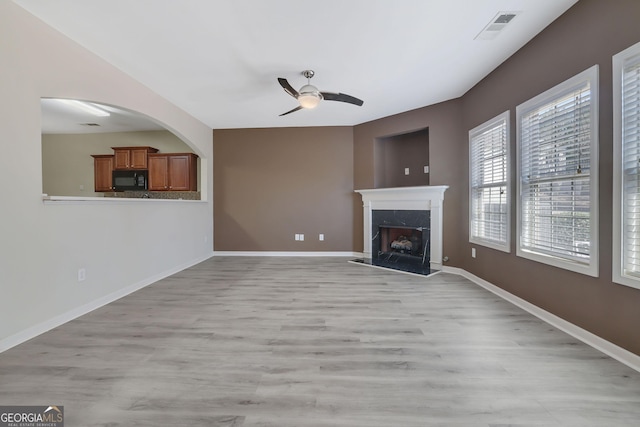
[278,78,299,98]
[321,92,364,106]
[279,105,303,116]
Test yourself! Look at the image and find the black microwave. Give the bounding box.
[113,170,148,191]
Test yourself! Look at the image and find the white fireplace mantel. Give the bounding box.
[355,185,448,270]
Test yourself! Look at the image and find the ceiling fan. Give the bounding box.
[277,70,364,116]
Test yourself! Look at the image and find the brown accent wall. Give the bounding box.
[460,0,640,355]
[213,127,354,251]
[353,100,464,259]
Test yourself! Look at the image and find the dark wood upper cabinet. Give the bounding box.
[147,154,169,191]
[91,155,114,192]
[112,146,158,170]
[167,154,196,191]
[148,153,198,191]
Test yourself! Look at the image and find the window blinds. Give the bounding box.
[621,57,640,277]
[470,116,508,248]
[520,86,592,262]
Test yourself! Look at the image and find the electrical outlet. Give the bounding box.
[404,167,410,175]
[78,268,86,282]
[471,248,476,258]
[424,165,429,173]
[319,234,324,241]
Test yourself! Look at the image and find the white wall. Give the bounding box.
[0,2,214,350]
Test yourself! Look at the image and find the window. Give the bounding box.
[613,42,640,289]
[516,65,599,276]
[469,111,510,252]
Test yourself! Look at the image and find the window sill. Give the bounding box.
[612,271,640,290]
[517,247,598,277]
[469,237,510,253]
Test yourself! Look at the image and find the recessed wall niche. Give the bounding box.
[374,128,429,188]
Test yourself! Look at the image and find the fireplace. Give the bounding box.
[354,186,448,275]
[370,209,430,274]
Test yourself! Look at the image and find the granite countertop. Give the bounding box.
[104,191,201,200]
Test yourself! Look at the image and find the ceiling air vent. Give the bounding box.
[475,11,520,40]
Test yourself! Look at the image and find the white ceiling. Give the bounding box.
[16,0,578,130]
[40,98,165,134]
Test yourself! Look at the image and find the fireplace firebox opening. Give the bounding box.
[379,225,425,259]
[372,220,430,276]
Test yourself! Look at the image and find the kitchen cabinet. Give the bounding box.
[91,155,114,192]
[112,146,158,170]
[148,153,198,191]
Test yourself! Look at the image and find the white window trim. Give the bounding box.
[613,41,640,289]
[516,65,599,277]
[469,111,511,252]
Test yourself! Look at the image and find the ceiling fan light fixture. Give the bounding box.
[277,70,362,116]
[298,84,323,109]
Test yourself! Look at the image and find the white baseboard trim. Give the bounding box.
[214,251,363,257]
[443,266,640,373]
[0,252,215,354]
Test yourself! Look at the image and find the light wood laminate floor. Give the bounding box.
[1,257,640,426]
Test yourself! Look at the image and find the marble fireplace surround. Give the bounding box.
[355,186,448,270]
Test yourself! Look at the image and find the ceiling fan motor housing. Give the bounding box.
[298,84,322,98]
